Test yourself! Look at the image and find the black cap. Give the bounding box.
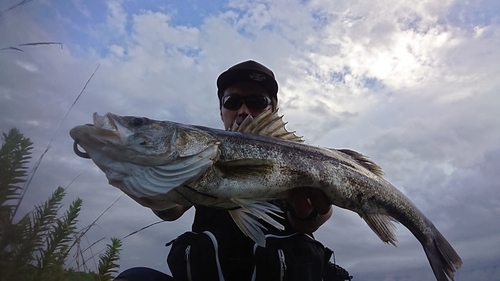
[217,60,278,102]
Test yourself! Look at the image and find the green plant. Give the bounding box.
[0,128,122,281]
[97,238,123,281]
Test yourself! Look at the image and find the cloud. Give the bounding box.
[1,0,500,279]
[107,1,127,36]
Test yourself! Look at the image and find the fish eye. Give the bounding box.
[130,117,149,127]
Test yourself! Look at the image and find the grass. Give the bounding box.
[0,128,123,281]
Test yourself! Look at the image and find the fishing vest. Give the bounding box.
[166,206,352,281]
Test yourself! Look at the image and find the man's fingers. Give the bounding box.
[310,196,331,215]
[292,194,313,218]
[306,188,332,215]
[288,187,333,218]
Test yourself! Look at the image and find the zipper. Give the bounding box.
[185,245,192,281]
[278,249,286,281]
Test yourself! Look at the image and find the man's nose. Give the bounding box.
[237,103,251,117]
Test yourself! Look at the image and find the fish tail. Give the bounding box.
[423,227,462,281]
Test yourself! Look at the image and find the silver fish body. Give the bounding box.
[70,110,462,281]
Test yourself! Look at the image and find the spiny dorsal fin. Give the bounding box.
[337,149,385,177]
[230,109,303,142]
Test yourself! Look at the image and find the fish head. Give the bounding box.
[70,112,218,166]
[69,113,220,209]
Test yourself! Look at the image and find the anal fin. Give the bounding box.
[360,213,398,246]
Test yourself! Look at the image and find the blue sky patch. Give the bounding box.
[447,0,500,29]
[361,76,384,90]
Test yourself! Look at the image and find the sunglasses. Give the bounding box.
[222,95,272,111]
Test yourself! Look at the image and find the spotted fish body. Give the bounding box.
[70,110,462,281]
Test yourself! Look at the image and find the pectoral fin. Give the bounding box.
[228,198,284,247]
[215,159,276,179]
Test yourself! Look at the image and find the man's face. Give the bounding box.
[220,81,273,130]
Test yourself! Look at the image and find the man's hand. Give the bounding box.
[287,187,333,234]
[153,204,192,221]
[289,187,332,217]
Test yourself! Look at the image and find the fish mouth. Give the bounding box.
[72,113,125,159]
[93,112,120,132]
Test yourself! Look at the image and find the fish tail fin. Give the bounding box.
[363,212,463,280]
[423,227,463,281]
[228,198,284,247]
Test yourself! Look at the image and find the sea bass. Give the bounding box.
[70,110,462,281]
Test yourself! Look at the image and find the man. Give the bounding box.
[115,60,349,281]
[159,60,332,233]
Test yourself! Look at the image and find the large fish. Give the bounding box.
[70,110,462,281]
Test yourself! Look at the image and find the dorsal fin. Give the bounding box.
[230,109,303,142]
[337,149,385,177]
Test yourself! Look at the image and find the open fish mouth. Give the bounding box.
[72,113,123,159]
[93,112,120,132]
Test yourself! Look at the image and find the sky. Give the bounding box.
[1,0,499,280]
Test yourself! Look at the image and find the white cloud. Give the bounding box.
[107,1,127,35]
[1,0,500,279]
[72,0,91,18]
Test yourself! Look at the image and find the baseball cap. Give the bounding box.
[217,60,279,102]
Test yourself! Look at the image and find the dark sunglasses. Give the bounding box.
[222,95,272,111]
